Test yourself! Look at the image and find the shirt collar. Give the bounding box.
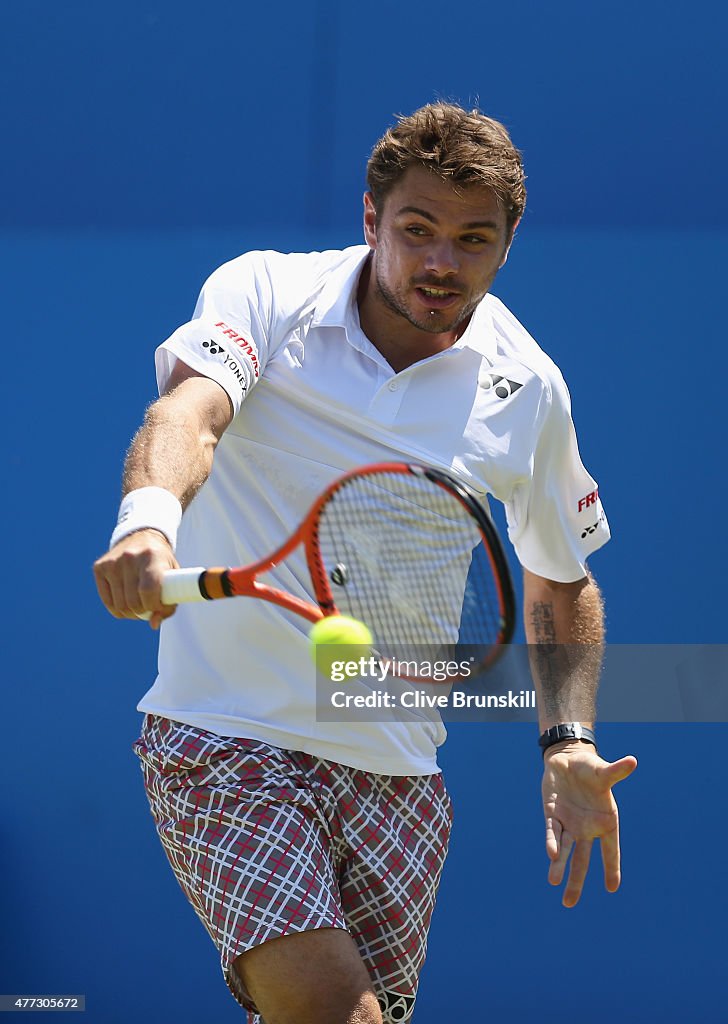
[311,244,500,364]
[311,246,371,329]
[452,296,499,363]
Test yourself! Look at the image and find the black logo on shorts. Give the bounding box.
[202,339,224,355]
[480,374,523,400]
[378,991,415,1022]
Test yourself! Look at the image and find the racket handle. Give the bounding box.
[134,565,207,618]
[160,567,208,605]
[134,567,208,621]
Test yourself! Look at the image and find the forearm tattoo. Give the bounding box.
[528,599,601,722]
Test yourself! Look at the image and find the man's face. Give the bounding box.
[363,165,515,338]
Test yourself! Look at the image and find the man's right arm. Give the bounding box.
[93,361,233,629]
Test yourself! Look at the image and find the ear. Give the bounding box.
[363,192,378,249]
[499,216,521,268]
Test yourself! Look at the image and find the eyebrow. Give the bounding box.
[395,205,500,231]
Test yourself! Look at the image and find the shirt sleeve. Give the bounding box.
[504,371,610,582]
[154,252,274,414]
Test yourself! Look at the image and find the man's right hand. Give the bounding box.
[93,529,180,629]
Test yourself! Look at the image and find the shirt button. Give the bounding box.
[388,380,399,392]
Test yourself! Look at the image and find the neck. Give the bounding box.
[356,256,464,373]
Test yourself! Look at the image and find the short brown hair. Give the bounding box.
[367,102,526,234]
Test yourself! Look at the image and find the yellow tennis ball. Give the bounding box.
[310,615,373,679]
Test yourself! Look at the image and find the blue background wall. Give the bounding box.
[2,1,726,1021]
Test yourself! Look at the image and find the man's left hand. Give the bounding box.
[542,742,637,907]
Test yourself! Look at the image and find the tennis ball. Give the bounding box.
[310,615,373,679]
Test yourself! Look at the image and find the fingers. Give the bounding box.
[103,561,134,618]
[543,750,636,905]
[93,531,178,624]
[600,825,622,894]
[562,839,594,908]
[546,825,595,907]
[597,755,638,787]
[123,548,149,614]
[148,609,173,631]
[545,816,561,861]
[149,605,177,630]
[95,573,115,612]
[546,822,573,885]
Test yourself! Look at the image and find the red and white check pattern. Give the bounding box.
[133,714,452,1023]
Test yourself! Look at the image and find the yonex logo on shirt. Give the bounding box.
[199,338,251,396]
[214,321,260,378]
[480,374,523,399]
[581,511,606,539]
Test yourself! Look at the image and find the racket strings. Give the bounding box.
[315,471,504,664]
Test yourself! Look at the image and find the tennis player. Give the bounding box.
[94,102,636,1024]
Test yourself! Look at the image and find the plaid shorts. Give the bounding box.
[133,714,452,1024]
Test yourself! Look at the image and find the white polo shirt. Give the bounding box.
[138,245,609,775]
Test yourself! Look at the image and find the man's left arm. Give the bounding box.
[523,568,637,907]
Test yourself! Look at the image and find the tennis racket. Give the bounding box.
[158,462,515,678]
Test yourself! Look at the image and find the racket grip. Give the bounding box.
[160,567,208,605]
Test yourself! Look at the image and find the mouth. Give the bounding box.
[414,285,460,310]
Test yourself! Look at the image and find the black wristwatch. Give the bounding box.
[538,723,597,756]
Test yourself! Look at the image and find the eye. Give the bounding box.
[461,235,489,245]
[405,225,430,236]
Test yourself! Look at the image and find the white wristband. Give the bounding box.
[110,487,183,551]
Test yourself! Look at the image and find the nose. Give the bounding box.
[424,239,459,278]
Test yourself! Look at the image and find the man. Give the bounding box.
[94,102,636,1024]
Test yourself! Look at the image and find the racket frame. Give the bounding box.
[162,462,516,657]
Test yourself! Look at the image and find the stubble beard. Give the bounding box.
[374,268,479,336]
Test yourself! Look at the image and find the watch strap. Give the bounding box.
[538,723,597,755]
